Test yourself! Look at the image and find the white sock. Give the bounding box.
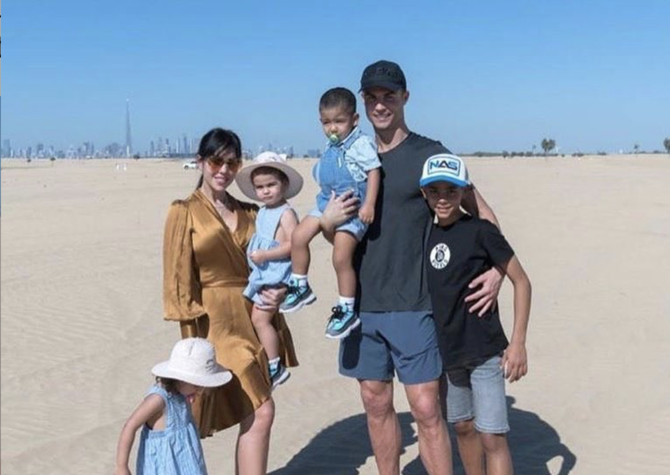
[268,357,280,369]
[290,273,308,287]
[339,296,355,308]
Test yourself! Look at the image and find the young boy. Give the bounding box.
[421,153,532,475]
[282,87,381,339]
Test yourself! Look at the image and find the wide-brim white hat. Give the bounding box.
[152,338,232,388]
[236,152,303,201]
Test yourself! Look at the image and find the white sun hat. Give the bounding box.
[419,153,471,188]
[235,151,304,201]
[152,338,232,388]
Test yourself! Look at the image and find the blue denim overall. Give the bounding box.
[310,129,369,240]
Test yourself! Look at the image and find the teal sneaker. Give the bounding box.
[325,304,361,339]
[281,279,316,313]
[269,362,290,390]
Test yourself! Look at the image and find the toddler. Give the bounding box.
[115,338,231,475]
[283,87,381,340]
[235,152,302,388]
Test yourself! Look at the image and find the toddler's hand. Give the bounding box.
[250,250,266,265]
[358,203,375,224]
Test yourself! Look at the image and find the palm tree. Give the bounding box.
[664,138,670,154]
[633,143,640,155]
[541,138,556,155]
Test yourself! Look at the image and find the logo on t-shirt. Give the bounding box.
[430,243,451,269]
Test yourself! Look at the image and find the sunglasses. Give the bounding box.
[206,156,242,172]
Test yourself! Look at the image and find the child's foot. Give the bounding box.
[280,279,316,313]
[325,304,360,339]
[269,361,290,389]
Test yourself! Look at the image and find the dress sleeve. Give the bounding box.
[163,200,207,322]
[350,134,381,172]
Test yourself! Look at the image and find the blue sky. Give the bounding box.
[3,0,669,154]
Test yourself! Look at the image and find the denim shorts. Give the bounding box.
[444,355,509,433]
[308,206,368,241]
[339,311,443,384]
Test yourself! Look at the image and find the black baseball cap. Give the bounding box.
[360,60,407,92]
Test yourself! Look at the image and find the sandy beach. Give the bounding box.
[1,155,669,474]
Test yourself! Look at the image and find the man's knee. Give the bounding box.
[408,389,442,428]
[360,381,394,419]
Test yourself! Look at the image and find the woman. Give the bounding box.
[163,128,298,474]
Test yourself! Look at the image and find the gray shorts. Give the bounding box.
[445,355,509,433]
[339,311,443,384]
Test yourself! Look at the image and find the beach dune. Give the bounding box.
[1,155,669,474]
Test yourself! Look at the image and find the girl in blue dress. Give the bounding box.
[115,338,232,475]
[235,152,303,389]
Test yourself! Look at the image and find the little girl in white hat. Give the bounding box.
[115,338,231,475]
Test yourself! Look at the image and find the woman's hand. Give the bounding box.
[319,190,360,234]
[115,467,132,475]
[464,266,504,316]
[259,285,288,308]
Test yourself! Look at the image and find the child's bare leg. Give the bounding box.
[480,433,513,475]
[332,231,358,298]
[251,305,280,360]
[291,216,322,275]
[454,420,485,475]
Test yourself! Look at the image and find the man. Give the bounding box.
[323,60,503,475]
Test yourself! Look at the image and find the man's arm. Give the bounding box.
[462,185,504,315]
[462,186,500,229]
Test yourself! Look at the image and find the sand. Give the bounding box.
[1,155,669,474]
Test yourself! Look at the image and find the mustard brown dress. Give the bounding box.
[163,189,298,437]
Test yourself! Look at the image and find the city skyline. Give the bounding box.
[3,1,669,155]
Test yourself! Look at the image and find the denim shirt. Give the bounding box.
[323,127,380,182]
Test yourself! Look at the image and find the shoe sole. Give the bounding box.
[325,318,361,340]
[271,370,291,390]
[280,293,317,314]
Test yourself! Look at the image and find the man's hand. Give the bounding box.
[319,190,360,234]
[249,250,267,266]
[464,266,504,316]
[501,342,528,383]
[358,202,375,224]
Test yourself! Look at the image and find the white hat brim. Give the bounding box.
[235,162,304,201]
[152,360,233,388]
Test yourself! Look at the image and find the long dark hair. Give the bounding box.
[195,128,242,189]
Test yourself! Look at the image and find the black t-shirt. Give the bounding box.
[426,215,515,369]
[356,132,448,312]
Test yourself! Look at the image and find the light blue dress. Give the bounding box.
[136,385,207,475]
[243,203,295,306]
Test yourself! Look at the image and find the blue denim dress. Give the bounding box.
[136,385,207,475]
[309,127,380,241]
[243,203,294,306]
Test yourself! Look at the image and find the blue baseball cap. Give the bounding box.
[419,154,471,188]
